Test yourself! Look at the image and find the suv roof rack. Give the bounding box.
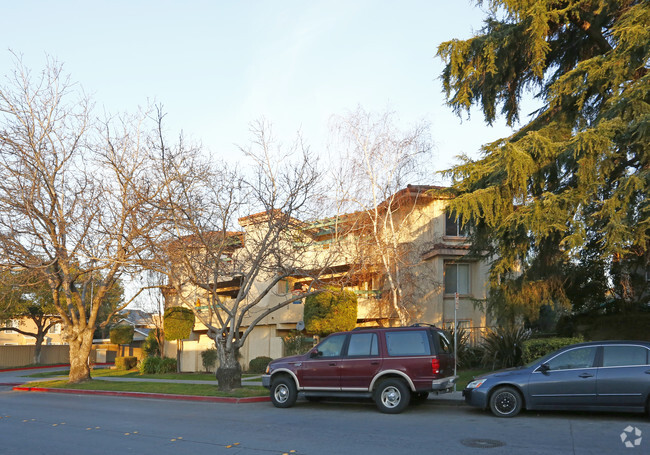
[409,323,438,328]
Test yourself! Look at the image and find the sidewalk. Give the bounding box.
[1,366,465,405]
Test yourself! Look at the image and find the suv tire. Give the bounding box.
[489,386,522,417]
[374,378,411,414]
[270,377,297,408]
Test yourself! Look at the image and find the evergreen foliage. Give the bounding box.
[437,0,649,322]
[163,307,195,341]
[201,348,218,372]
[109,325,134,346]
[304,288,358,336]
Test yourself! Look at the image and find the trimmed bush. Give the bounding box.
[304,287,357,336]
[522,337,584,364]
[201,348,218,372]
[138,356,178,374]
[115,356,137,370]
[248,356,272,374]
[163,307,195,341]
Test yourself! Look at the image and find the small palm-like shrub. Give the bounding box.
[482,326,531,369]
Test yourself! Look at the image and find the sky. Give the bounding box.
[0,0,537,183]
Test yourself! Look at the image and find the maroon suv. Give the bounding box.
[262,324,458,413]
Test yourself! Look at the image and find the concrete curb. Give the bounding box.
[12,386,271,404]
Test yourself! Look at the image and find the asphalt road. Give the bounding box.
[0,385,648,455]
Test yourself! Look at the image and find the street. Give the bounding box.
[0,386,647,454]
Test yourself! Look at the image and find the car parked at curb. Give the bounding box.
[262,324,458,413]
[463,340,650,417]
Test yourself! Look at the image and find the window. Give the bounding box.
[438,332,452,354]
[603,346,649,367]
[49,323,61,335]
[445,212,466,237]
[347,333,379,356]
[444,263,470,294]
[386,331,431,356]
[545,347,597,370]
[316,335,346,358]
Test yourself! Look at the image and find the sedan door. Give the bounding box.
[527,346,599,409]
[597,344,650,408]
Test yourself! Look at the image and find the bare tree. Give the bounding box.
[154,119,340,390]
[328,107,433,326]
[0,55,174,382]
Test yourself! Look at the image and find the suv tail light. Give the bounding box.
[432,357,440,375]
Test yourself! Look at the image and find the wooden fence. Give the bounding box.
[0,345,69,368]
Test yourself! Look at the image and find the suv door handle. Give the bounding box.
[645,370,650,375]
[579,373,594,378]
[371,361,380,365]
[329,362,337,366]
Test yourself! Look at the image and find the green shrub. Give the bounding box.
[139,356,161,374]
[304,287,357,336]
[138,356,177,374]
[460,346,485,369]
[143,329,163,357]
[110,325,135,346]
[158,357,177,374]
[482,326,531,369]
[115,356,137,370]
[522,336,584,364]
[201,348,218,372]
[248,356,272,374]
[283,331,313,356]
[163,307,195,341]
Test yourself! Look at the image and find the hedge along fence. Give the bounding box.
[522,337,584,364]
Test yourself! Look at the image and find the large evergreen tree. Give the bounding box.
[437,1,649,322]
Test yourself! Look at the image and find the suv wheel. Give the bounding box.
[270,377,297,408]
[489,386,522,417]
[374,379,410,414]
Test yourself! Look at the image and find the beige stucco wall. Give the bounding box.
[0,319,65,346]
[165,193,493,371]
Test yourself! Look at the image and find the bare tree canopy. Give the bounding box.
[154,118,344,390]
[0,55,175,382]
[327,107,434,325]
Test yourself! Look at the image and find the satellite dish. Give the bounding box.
[296,321,305,331]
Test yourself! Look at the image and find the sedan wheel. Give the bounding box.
[374,379,410,414]
[489,386,523,417]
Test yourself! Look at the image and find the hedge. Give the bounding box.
[248,356,272,374]
[139,356,178,374]
[115,356,138,370]
[522,337,584,364]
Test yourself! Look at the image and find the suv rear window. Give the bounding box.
[385,330,431,356]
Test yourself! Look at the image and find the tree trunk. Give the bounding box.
[33,333,45,365]
[216,340,241,391]
[68,330,94,383]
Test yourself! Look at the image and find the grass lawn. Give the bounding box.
[22,379,268,398]
[28,369,261,381]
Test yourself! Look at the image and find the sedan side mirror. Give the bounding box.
[538,363,550,374]
[309,349,322,358]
